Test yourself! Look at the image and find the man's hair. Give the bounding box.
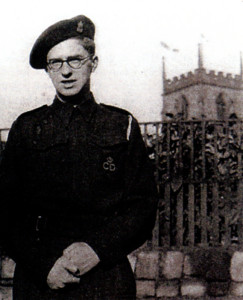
[76,37,96,56]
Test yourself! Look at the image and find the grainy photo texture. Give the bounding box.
[0,1,243,299]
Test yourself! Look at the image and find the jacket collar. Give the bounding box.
[50,92,98,126]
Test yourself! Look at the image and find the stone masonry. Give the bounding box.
[130,248,243,299]
[2,249,243,299]
[162,45,243,121]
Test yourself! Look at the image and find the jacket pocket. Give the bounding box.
[22,131,69,183]
[91,135,128,171]
[25,130,68,151]
[87,136,129,195]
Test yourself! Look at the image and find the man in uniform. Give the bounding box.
[0,15,158,299]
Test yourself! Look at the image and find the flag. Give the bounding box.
[160,41,179,52]
[160,41,170,49]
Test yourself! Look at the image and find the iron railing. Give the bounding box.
[140,119,243,250]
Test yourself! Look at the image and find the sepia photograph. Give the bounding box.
[0,0,243,299]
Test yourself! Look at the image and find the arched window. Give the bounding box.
[181,95,188,119]
[229,113,237,119]
[216,93,226,120]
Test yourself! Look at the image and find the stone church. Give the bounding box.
[162,44,243,121]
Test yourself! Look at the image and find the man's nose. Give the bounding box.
[61,62,72,76]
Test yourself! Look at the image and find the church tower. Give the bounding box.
[162,45,243,120]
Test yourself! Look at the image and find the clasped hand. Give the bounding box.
[47,242,100,289]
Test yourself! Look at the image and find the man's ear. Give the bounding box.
[91,56,98,72]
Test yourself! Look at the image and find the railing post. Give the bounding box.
[0,130,2,152]
[237,120,243,247]
[188,184,195,246]
[200,183,207,245]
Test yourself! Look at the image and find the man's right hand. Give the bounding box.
[47,256,80,289]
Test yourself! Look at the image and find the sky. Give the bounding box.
[0,0,243,130]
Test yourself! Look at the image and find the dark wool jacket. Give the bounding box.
[0,92,158,300]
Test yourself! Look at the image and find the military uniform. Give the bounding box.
[0,91,158,299]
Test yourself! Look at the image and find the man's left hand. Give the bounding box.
[63,242,100,276]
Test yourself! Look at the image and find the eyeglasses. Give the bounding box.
[47,56,91,72]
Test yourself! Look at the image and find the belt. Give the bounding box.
[35,215,47,233]
[27,213,105,241]
[27,214,88,236]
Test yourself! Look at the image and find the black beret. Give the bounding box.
[30,15,95,69]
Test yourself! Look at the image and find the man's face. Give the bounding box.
[46,38,93,97]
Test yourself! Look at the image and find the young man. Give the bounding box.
[0,15,158,299]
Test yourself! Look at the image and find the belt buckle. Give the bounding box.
[35,215,47,232]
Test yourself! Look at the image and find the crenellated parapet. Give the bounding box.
[164,68,243,95]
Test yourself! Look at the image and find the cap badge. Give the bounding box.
[77,21,84,33]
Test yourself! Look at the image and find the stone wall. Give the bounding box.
[163,69,243,95]
[128,248,243,299]
[162,83,243,121]
[2,249,243,299]
[0,257,14,300]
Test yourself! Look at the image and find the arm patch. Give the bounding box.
[126,115,133,141]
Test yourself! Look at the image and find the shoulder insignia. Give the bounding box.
[100,103,134,141]
[126,115,133,141]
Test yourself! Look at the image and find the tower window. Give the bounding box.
[181,95,188,119]
[216,93,226,120]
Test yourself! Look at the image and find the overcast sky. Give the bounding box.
[0,0,243,129]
